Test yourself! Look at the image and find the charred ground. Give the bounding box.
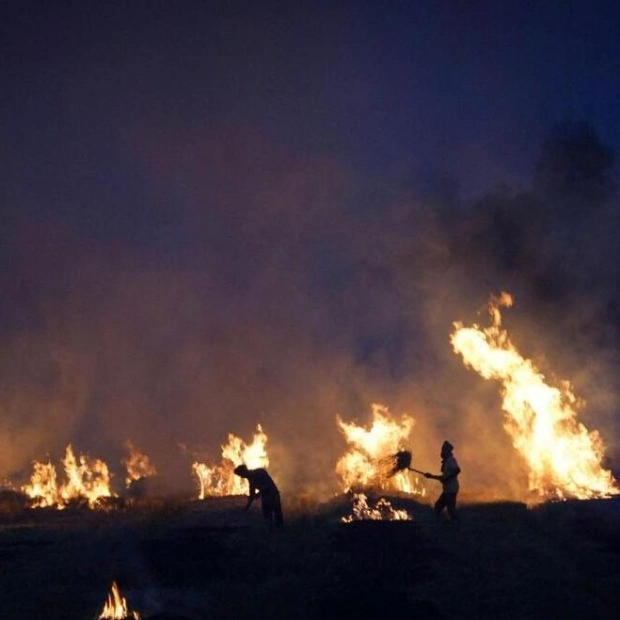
[1,493,620,620]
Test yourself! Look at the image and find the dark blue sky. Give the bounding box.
[4,1,620,206]
[2,1,620,493]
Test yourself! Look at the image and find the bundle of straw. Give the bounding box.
[382,450,413,477]
[379,449,428,478]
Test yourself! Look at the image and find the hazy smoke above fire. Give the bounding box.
[1,120,619,502]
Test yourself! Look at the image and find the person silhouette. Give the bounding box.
[233,464,284,529]
[424,440,461,521]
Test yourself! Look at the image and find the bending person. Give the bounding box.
[234,464,284,529]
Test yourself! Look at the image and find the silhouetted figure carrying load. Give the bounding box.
[233,464,284,529]
[424,440,461,521]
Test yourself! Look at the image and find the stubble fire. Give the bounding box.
[123,440,157,488]
[336,403,426,496]
[192,424,269,498]
[451,292,619,501]
[98,581,140,620]
[22,445,114,509]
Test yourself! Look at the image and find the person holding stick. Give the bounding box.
[424,440,461,521]
[234,464,284,529]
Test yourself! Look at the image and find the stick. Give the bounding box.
[407,467,426,475]
[380,450,425,478]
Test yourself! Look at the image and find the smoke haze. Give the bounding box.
[2,2,620,501]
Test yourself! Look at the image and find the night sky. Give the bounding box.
[2,1,620,498]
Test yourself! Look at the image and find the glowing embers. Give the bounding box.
[192,424,268,498]
[98,581,141,620]
[22,445,114,509]
[342,492,412,522]
[451,292,619,500]
[336,403,425,495]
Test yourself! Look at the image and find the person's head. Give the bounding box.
[441,441,454,458]
[234,464,249,478]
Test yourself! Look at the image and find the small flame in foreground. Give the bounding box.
[123,441,157,487]
[98,581,141,620]
[192,424,269,498]
[22,445,114,509]
[341,493,412,522]
[451,292,619,500]
[336,404,424,495]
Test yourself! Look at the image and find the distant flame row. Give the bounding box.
[12,292,620,510]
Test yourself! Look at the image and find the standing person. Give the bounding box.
[424,441,461,521]
[233,464,284,529]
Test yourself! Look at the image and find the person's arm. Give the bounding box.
[425,463,460,482]
[244,482,259,510]
[440,467,460,482]
[440,461,461,482]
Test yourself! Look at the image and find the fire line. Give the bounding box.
[451,292,619,501]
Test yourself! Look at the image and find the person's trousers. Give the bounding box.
[434,492,458,520]
[262,491,284,528]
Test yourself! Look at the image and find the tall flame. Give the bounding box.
[22,445,114,509]
[451,292,619,500]
[336,403,424,495]
[192,424,269,498]
[98,581,141,620]
[22,460,58,508]
[60,445,113,508]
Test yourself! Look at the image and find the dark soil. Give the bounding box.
[1,494,620,619]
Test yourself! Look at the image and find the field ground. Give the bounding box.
[1,492,620,619]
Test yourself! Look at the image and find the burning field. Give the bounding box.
[5,1,620,616]
[1,293,620,618]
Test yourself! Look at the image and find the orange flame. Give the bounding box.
[192,424,269,498]
[98,581,141,620]
[341,492,412,522]
[21,460,58,508]
[123,440,157,487]
[22,445,114,509]
[336,404,425,495]
[60,445,113,507]
[451,292,619,500]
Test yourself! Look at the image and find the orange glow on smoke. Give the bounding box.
[451,292,619,500]
[192,424,269,498]
[22,445,114,509]
[122,440,157,487]
[336,404,425,495]
[98,581,141,619]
